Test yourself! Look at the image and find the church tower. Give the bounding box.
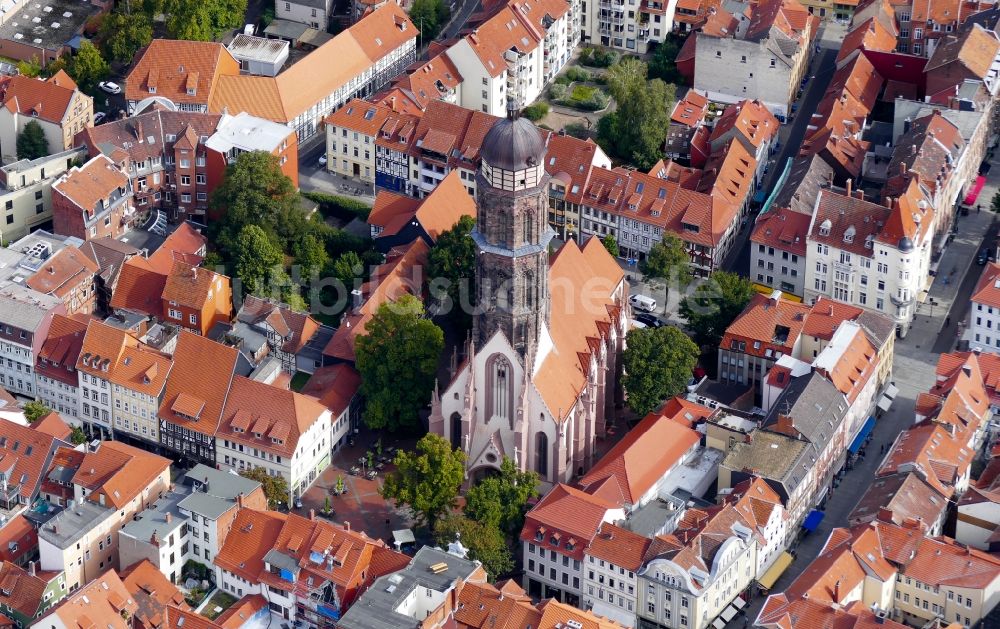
[473,110,554,357]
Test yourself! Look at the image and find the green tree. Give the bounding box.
[163,0,244,41]
[648,37,683,83]
[355,295,444,431]
[642,233,691,309]
[240,466,290,508]
[991,191,1000,213]
[69,426,88,445]
[601,234,619,257]
[522,102,549,122]
[233,225,284,297]
[597,58,674,170]
[464,457,539,540]
[210,151,299,252]
[100,11,153,63]
[623,326,699,415]
[292,233,329,280]
[331,251,364,288]
[434,514,513,580]
[67,40,109,94]
[678,271,754,348]
[409,0,449,41]
[381,433,465,529]
[17,120,49,160]
[16,57,41,77]
[426,215,476,316]
[22,400,51,423]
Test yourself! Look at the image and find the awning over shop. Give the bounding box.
[753,189,767,204]
[392,528,415,548]
[720,605,739,622]
[884,383,899,399]
[732,596,746,610]
[712,619,726,629]
[877,396,893,412]
[757,552,794,589]
[849,416,876,454]
[803,509,825,532]
[964,175,986,205]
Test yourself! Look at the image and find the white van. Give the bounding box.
[629,294,657,312]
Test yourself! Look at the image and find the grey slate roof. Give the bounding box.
[175,464,263,520]
[0,284,61,332]
[337,547,481,629]
[39,500,111,548]
[772,153,834,216]
[761,370,847,447]
[120,488,187,543]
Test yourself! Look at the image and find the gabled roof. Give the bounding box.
[721,292,810,358]
[158,331,239,436]
[301,364,362,417]
[237,295,321,355]
[878,420,974,497]
[52,154,129,214]
[73,441,170,509]
[214,508,288,583]
[120,559,190,629]
[925,23,1000,80]
[670,90,709,127]
[0,74,81,124]
[847,471,948,531]
[161,260,228,310]
[219,376,329,458]
[578,406,701,505]
[0,562,47,619]
[709,99,780,151]
[837,17,897,64]
[25,245,98,299]
[36,313,88,387]
[368,170,474,241]
[586,524,653,571]
[751,207,812,257]
[0,418,64,501]
[38,569,138,629]
[972,261,1000,310]
[124,39,240,106]
[810,189,890,258]
[520,484,619,556]
[77,319,171,397]
[454,3,543,78]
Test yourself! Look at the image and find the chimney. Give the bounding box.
[237,493,244,508]
[877,506,894,523]
[834,579,842,602]
[846,179,852,198]
[165,512,172,524]
[856,189,864,201]
[775,413,795,436]
[309,508,316,521]
[28,561,35,577]
[901,516,922,530]
[900,161,907,176]
[344,521,350,531]
[351,289,363,313]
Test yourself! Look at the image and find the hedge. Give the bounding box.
[302,191,372,222]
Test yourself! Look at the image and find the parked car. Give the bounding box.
[294,497,303,509]
[99,81,121,94]
[318,154,328,167]
[628,294,657,312]
[978,248,990,265]
[630,319,648,329]
[634,312,663,328]
[93,111,107,125]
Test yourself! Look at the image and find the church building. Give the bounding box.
[429,112,630,488]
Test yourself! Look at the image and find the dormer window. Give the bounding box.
[149,86,156,94]
[818,219,832,237]
[535,531,543,542]
[253,432,262,439]
[843,226,856,244]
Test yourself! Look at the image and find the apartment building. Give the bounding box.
[367,169,476,251]
[664,90,710,164]
[124,40,240,114]
[204,111,299,195]
[0,283,63,399]
[215,376,332,503]
[520,484,627,606]
[35,313,87,420]
[582,0,675,53]
[750,208,810,297]
[324,98,418,187]
[76,110,222,221]
[37,442,171,591]
[757,520,1000,629]
[207,4,418,140]
[338,546,486,629]
[444,0,575,115]
[158,331,240,466]
[0,515,38,567]
[0,148,88,243]
[956,450,1000,551]
[893,0,995,57]
[76,320,172,445]
[0,72,93,163]
[214,509,410,625]
[34,568,137,629]
[119,465,266,581]
[0,561,65,626]
[161,261,232,336]
[848,472,949,535]
[691,0,815,118]
[301,365,361,454]
[804,182,934,338]
[582,524,650,626]
[119,560,191,629]
[969,262,1000,351]
[637,479,787,629]
[50,155,135,242]
[0,417,66,519]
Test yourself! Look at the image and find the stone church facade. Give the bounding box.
[429,112,630,488]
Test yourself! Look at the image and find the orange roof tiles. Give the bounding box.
[237,295,320,355]
[214,595,268,629]
[579,406,701,504]
[25,246,98,299]
[125,40,240,106]
[32,412,72,441]
[40,569,138,629]
[460,4,542,78]
[536,600,623,629]
[36,313,88,387]
[586,524,652,571]
[120,559,189,629]
[0,74,80,124]
[73,441,170,509]
[878,421,974,498]
[0,516,37,565]
[77,319,171,397]
[670,90,709,126]
[751,207,811,257]
[801,297,864,340]
[323,239,429,362]
[904,535,1000,589]
[161,260,229,310]
[972,262,1000,310]
[0,418,63,501]
[521,484,618,560]
[709,99,779,150]
[53,155,129,214]
[382,53,462,111]
[722,292,810,358]
[837,17,897,63]
[454,580,541,629]
[533,237,624,420]
[214,508,287,583]
[158,331,239,436]
[926,23,1000,80]
[219,376,329,458]
[301,364,362,417]
[811,189,890,258]
[370,170,474,240]
[0,562,47,619]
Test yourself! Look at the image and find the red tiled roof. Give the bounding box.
[0,418,62,501]
[0,74,81,124]
[586,524,652,571]
[36,313,88,387]
[39,569,138,629]
[219,377,329,458]
[73,441,170,509]
[578,406,701,505]
[721,292,810,358]
[301,364,361,417]
[751,207,811,257]
[158,331,239,436]
[521,484,618,560]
